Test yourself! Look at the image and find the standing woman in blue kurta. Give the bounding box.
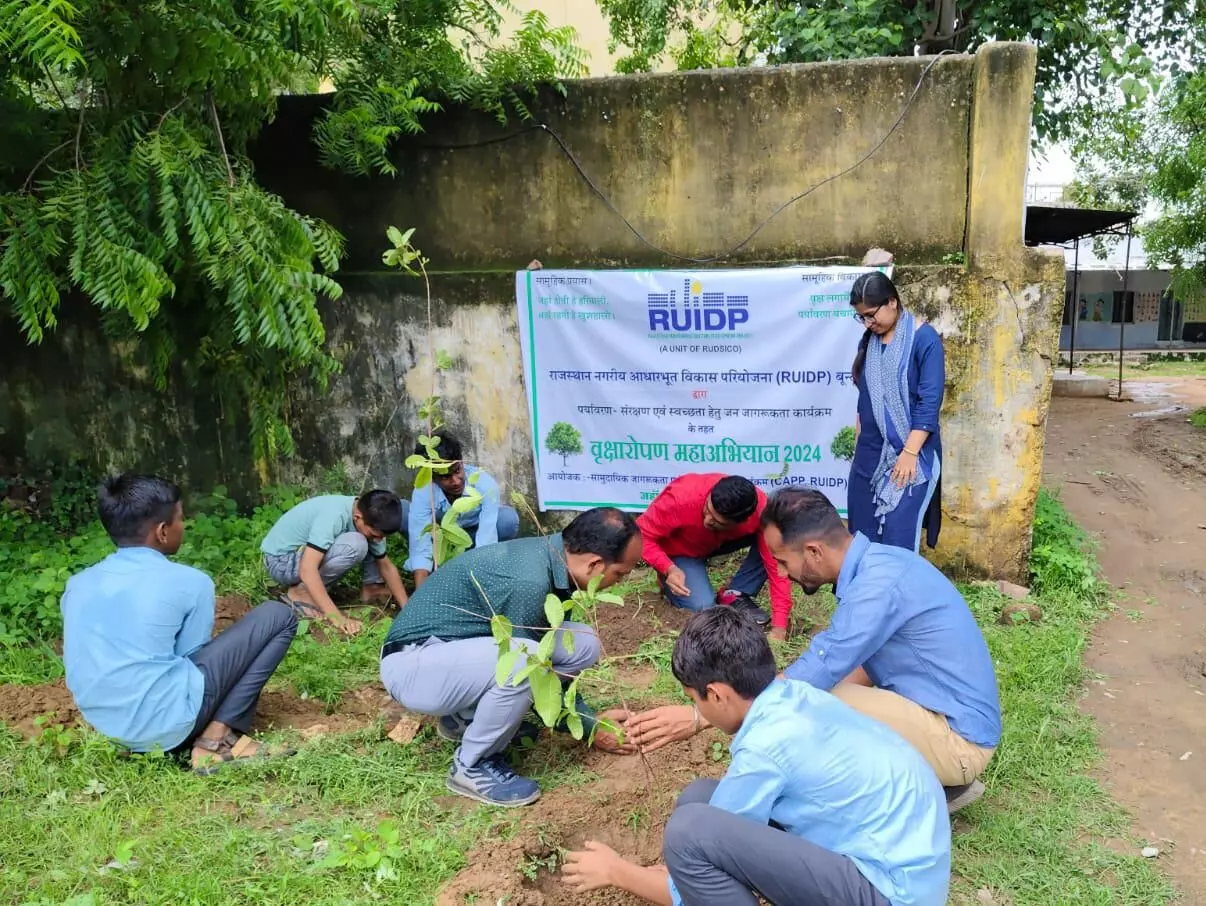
[847,272,945,552]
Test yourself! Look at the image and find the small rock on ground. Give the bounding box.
[997,580,1031,600]
[387,716,422,745]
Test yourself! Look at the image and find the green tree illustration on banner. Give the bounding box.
[545,422,584,466]
[830,426,856,462]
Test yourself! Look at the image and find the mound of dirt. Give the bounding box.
[0,680,80,735]
[254,683,403,736]
[0,676,398,741]
[213,595,254,634]
[595,593,691,659]
[1133,411,1206,478]
[437,730,730,906]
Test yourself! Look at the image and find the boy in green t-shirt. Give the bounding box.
[261,490,408,635]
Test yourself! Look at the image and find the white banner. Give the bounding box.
[515,266,887,515]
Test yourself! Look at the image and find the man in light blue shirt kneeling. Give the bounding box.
[761,488,1002,813]
[62,474,298,773]
[562,606,950,906]
[406,432,518,590]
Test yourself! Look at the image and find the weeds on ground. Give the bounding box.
[0,477,408,686]
[1190,407,1206,429]
[272,618,389,707]
[0,723,491,905]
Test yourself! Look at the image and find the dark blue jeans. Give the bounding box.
[176,601,298,749]
[660,535,768,612]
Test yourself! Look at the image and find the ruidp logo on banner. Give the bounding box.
[647,279,750,335]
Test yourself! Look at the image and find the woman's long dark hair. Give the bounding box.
[850,271,903,385]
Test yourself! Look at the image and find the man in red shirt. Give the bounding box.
[637,473,793,635]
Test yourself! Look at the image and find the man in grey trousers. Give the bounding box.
[562,607,951,906]
[380,507,643,807]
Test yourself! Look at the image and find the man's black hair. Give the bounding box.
[761,487,847,544]
[563,507,640,564]
[98,473,181,546]
[357,489,403,534]
[709,475,758,522]
[415,432,463,465]
[672,606,777,699]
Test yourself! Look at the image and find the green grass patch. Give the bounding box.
[943,488,1174,904]
[1190,407,1206,429]
[0,723,498,905]
[1081,359,1206,380]
[272,617,390,707]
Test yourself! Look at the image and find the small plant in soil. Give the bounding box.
[382,228,633,751]
[383,226,483,572]
[318,820,406,882]
[519,850,560,882]
[489,569,626,742]
[31,716,78,758]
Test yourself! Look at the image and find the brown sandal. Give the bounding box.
[279,594,323,620]
[190,735,233,775]
[223,731,296,762]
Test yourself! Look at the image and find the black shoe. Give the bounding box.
[725,592,771,629]
[945,779,985,813]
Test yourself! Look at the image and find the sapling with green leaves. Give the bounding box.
[488,571,626,741]
[382,228,639,767]
[383,226,483,572]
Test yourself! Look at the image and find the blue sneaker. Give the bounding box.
[437,715,542,747]
[446,754,541,807]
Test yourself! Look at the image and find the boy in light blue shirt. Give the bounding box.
[562,606,950,906]
[261,490,409,635]
[62,474,297,773]
[405,432,518,589]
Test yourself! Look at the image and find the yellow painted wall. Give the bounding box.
[250,44,1064,579]
[503,0,619,75]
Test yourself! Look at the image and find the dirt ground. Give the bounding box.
[1044,375,1206,899]
[436,730,730,906]
[0,570,716,904]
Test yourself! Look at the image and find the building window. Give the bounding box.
[1111,291,1135,324]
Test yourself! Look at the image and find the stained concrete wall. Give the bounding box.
[0,42,1063,580]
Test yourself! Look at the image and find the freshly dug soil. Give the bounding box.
[0,680,79,736]
[436,731,730,906]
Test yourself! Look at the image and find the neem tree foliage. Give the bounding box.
[0,0,582,470]
[596,0,1189,145]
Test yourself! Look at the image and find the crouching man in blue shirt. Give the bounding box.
[562,606,950,906]
[61,474,298,773]
[762,488,1002,812]
[405,432,519,590]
